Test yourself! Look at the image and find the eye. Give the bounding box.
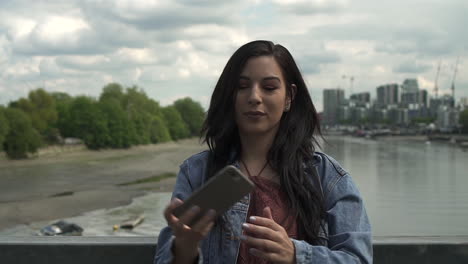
[264,86,277,91]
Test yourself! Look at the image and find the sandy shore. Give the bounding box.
[0,138,206,231]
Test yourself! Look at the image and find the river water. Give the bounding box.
[1,135,467,237]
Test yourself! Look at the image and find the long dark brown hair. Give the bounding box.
[201,40,326,245]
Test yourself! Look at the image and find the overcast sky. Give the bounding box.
[0,0,466,111]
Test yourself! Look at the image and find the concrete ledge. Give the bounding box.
[1,236,468,264]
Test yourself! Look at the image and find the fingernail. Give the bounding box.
[240,235,247,241]
[242,223,249,229]
[249,216,256,222]
[191,206,200,212]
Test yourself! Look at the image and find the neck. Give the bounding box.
[238,131,276,164]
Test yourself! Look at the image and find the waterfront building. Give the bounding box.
[371,108,388,122]
[459,97,468,109]
[350,92,371,104]
[401,90,427,107]
[401,79,419,93]
[436,105,460,132]
[430,94,455,117]
[401,79,419,94]
[387,108,409,125]
[323,88,345,126]
[338,105,350,123]
[408,107,430,121]
[401,92,419,105]
[377,83,399,107]
[350,107,369,123]
[400,79,426,108]
[419,89,428,107]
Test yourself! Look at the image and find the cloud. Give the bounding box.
[297,51,341,74]
[0,0,467,111]
[393,61,432,74]
[272,0,348,15]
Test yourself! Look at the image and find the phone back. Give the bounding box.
[173,165,254,225]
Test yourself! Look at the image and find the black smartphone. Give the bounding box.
[172,165,255,226]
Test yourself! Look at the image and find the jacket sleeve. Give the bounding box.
[153,160,204,264]
[292,174,373,263]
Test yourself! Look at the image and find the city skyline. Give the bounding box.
[0,0,467,112]
[325,77,467,106]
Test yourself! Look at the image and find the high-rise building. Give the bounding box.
[401,79,419,93]
[430,94,455,116]
[436,105,460,132]
[459,97,468,108]
[350,92,370,104]
[401,93,419,105]
[376,83,399,107]
[419,90,428,107]
[323,89,345,126]
[401,79,424,108]
[401,89,428,107]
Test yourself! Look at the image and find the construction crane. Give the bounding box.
[451,56,460,101]
[342,75,355,96]
[433,61,441,99]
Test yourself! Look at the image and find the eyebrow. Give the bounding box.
[239,76,282,83]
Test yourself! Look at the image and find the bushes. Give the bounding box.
[0,84,206,159]
[3,108,41,159]
[162,106,190,140]
[0,107,9,151]
[173,97,205,136]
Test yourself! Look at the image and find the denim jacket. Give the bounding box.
[154,150,373,263]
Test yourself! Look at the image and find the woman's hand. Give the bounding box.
[163,198,217,263]
[240,207,296,264]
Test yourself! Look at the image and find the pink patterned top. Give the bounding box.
[237,176,299,264]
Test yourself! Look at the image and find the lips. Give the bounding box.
[244,111,266,117]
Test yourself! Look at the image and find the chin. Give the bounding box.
[239,125,276,136]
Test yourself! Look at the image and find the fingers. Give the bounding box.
[191,209,217,232]
[248,215,283,232]
[242,222,280,242]
[241,224,296,263]
[240,234,280,253]
[164,198,183,225]
[263,207,273,219]
[177,205,201,228]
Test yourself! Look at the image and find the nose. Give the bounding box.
[247,84,261,105]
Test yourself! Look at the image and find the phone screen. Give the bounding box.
[172,165,254,226]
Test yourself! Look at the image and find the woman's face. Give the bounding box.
[234,56,291,137]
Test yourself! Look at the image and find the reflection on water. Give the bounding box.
[322,136,468,236]
[2,136,468,237]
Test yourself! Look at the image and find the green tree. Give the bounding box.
[173,97,205,136]
[68,96,110,149]
[0,106,9,151]
[460,109,468,134]
[10,89,58,143]
[122,86,156,144]
[149,115,172,143]
[28,89,57,132]
[51,92,74,138]
[100,83,125,104]
[162,106,189,140]
[99,98,134,148]
[3,108,41,159]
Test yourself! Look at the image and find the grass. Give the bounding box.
[117,172,176,186]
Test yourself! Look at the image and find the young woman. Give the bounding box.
[155,40,372,264]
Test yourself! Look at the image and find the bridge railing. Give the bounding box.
[1,236,467,264]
